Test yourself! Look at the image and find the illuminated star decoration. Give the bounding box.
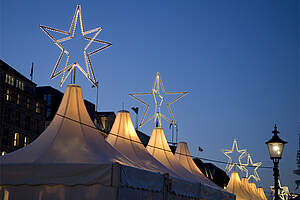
[243,153,262,182]
[129,72,187,128]
[222,139,248,173]
[270,180,290,200]
[40,5,112,87]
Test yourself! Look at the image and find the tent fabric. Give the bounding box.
[1,85,134,166]
[146,128,200,182]
[0,164,234,200]
[226,172,251,200]
[257,188,268,200]
[175,142,221,189]
[0,84,235,199]
[227,172,266,200]
[146,128,234,200]
[0,163,113,185]
[106,111,178,177]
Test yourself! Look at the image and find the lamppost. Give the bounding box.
[266,124,287,200]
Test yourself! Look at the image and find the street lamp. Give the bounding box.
[266,124,287,200]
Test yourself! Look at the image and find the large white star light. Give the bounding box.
[243,153,262,182]
[270,180,290,200]
[40,5,112,87]
[129,72,187,128]
[222,139,248,173]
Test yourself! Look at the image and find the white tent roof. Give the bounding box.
[249,182,262,200]
[175,142,220,189]
[227,172,253,200]
[227,172,265,200]
[146,127,201,182]
[257,187,268,200]
[106,110,178,176]
[0,84,235,199]
[1,84,134,165]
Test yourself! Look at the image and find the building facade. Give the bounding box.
[0,59,46,155]
[36,86,96,127]
[94,112,116,134]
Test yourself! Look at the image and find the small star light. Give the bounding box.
[129,72,187,128]
[222,139,248,173]
[270,180,290,200]
[40,5,112,87]
[244,153,262,182]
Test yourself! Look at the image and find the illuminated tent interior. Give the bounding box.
[106,110,178,176]
[146,128,233,199]
[226,172,267,200]
[257,187,268,200]
[175,142,220,188]
[1,85,135,165]
[0,84,234,200]
[147,128,201,182]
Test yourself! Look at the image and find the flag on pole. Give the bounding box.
[198,146,203,152]
[30,62,34,81]
[131,107,139,114]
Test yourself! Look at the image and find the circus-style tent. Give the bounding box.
[0,85,144,199]
[226,171,267,200]
[0,84,235,200]
[175,142,220,188]
[147,128,200,182]
[146,128,234,199]
[106,111,234,199]
[257,187,268,200]
[1,85,134,165]
[106,110,178,176]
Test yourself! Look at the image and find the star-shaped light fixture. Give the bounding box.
[129,72,187,128]
[270,180,290,200]
[40,5,112,87]
[222,139,248,173]
[243,153,262,182]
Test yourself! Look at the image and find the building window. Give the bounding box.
[14,133,20,147]
[1,151,6,156]
[15,111,21,127]
[25,116,31,130]
[24,136,29,146]
[33,119,39,131]
[5,74,9,83]
[4,108,11,123]
[16,80,24,91]
[46,108,51,118]
[17,93,20,104]
[5,74,15,86]
[2,129,9,145]
[6,89,10,101]
[26,97,30,109]
[44,94,52,105]
[35,102,40,113]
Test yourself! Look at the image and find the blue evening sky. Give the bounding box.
[1,0,299,194]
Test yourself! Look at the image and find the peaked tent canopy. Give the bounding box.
[175,142,220,189]
[227,172,266,200]
[249,182,262,200]
[0,85,136,183]
[146,128,199,182]
[146,128,233,200]
[1,84,133,165]
[0,84,235,200]
[257,188,268,200]
[106,110,178,176]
